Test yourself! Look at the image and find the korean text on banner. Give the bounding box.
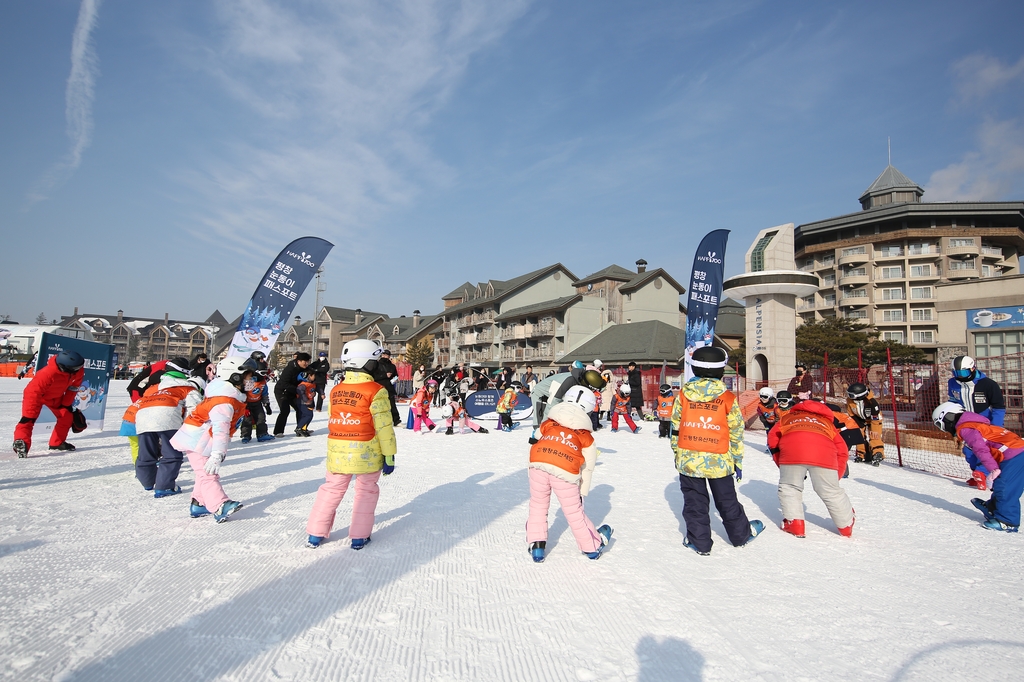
[34,332,115,432]
[227,237,334,360]
[684,229,729,381]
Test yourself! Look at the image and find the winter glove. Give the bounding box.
[265,405,272,415]
[987,469,1001,490]
[70,409,88,434]
[382,455,395,476]
[205,451,226,475]
[735,467,743,481]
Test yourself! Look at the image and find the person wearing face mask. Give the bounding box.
[787,364,814,401]
[273,352,311,437]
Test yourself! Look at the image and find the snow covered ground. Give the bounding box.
[2,378,1023,682]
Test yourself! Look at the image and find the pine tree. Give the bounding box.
[35,312,47,324]
[405,338,434,371]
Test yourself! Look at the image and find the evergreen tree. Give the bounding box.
[796,318,873,368]
[405,338,433,371]
[35,312,47,324]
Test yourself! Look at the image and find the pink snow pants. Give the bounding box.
[445,416,482,432]
[526,467,602,552]
[185,450,229,512]
[306,470,382,540]
[411,409,436,430]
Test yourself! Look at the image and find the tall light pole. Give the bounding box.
[313,267,325,355]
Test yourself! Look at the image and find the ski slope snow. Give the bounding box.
[1,378,1023,681]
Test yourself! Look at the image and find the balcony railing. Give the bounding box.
[946,244,979,258]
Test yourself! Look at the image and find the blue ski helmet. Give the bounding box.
[55,350,85,373]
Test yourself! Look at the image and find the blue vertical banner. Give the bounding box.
[35,332,115,431]
[684,229,730,380]
[227,237,334,359]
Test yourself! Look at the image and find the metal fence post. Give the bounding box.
[886,348,904,467]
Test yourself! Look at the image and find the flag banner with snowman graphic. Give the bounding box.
[684,229,729,381]
[34,332,115,432]
[227,237,334,360]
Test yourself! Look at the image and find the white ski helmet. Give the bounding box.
[951,355,976,382]
[440,404,454,419]
[215,357,252,389]
[758,387,774,400]
[932,401,965,434]
[619,383,631,396]
[342,339,382,370]
[593,359,604,369]
[561,385,597,413]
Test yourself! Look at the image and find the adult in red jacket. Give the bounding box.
[767,399,855,539]
[13,351,86,457]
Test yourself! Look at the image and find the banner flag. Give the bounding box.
[227,237,334,359]
[464,390,534,421]
[684,229,730,381]
[35,332,115,432]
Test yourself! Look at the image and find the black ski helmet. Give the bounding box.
[659,383,673,396]
[689,346,728,379]
[847,382,869,400]
[776,390,794,408]
[55,350,85,373]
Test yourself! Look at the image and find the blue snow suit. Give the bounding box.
[948,371,1006,474]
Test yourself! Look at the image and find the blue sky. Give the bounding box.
[2,0,1023,326]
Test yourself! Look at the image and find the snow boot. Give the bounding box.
[302,428,313,436]
[445,426,454,435]
[870,452,884,466]
[683,538,710,556]
[240,437,251,444]
[971,498,996,521]
[154,485,182,498]
[782,519,806,538]
[633,426,642,434]
[741,520,765,546]
[13,440,28,458]
[982,518,1019,533]
[350,537,371,550]
[214,500,243,523]
[477,427,488,434]
[968,471,987,489]
[257,434,276,442]
[585,525,613,559]
[189,498,210,518]
[428,424,436,431]
[49,442,76,452]
[530,541,546,563]
[838,515,855,537]
[306,535,324,548]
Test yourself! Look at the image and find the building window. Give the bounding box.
[883,331,904,343]
[841,246,867,257]
[844,289,868,299]
[879,245,904,257]
[879,266,903,279]
[882,309,904,322]
[881,288,904,300]
[821,255,835,267]
[912,330,935,344]
[845,267,867,277]
[908,243,934,255]
[948,259,976,271]
[910,264,932,277]
[911,308,934,321]
[823,294,836,306]
[910,287,932,299]
[822,274,836,286]
[981,264,1000,277]
[846,310,868,319]
[750,231,779,272]
[949,238,976,248]
[975,331,1022,358]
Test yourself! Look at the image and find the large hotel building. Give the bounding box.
[793,165,1024,359]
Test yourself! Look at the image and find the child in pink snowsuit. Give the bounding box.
[411,380,437,433]
[169,359,250,523]
[526,386,612,562]
[306,340,397,549]
[442,394,488,434]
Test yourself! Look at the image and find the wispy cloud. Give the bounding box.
[26,0,102,205]
[925,53,1024,201]
[181,0,531,259]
